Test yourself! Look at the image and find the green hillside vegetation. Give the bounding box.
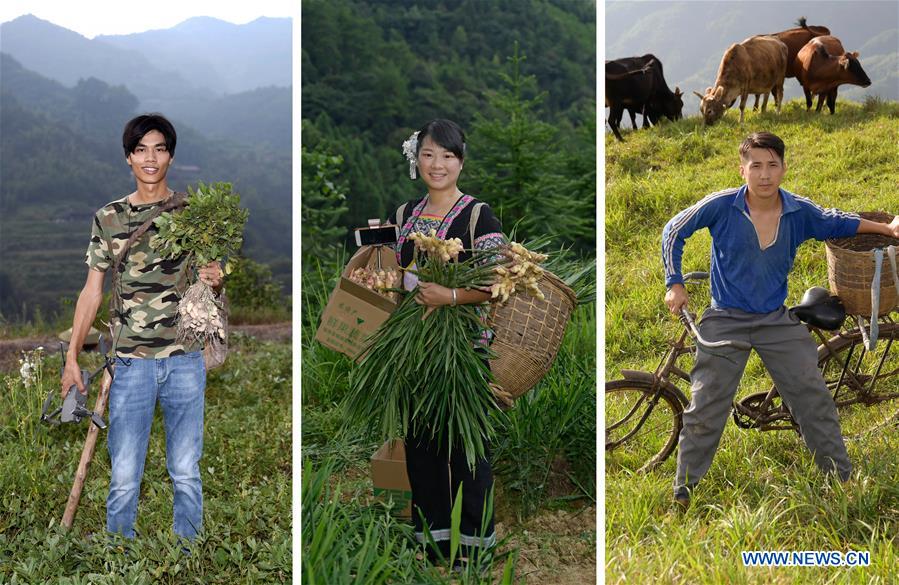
[0,54,290,322]
[605,99,899,584]
[302,0,596,244]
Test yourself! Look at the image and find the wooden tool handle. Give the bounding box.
[61,369,112,529]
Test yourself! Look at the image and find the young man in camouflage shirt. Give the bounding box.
[60,114,222,540]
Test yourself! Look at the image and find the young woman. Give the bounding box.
[393,119,505,564]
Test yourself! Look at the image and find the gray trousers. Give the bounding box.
[675,306,852,497]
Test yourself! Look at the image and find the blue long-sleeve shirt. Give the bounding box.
[662,185,860,313]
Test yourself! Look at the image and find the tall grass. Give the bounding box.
[494,306,596,519]
[303,458,517,584]
[605,99,899,584]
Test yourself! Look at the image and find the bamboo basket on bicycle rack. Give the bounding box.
[488,271,577,400]
[825,211,899,316]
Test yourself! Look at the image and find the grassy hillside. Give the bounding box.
[605,99,899,584]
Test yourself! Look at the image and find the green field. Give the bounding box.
[0,334,291,584]
[605,98,899,584]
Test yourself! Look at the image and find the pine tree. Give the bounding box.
[466,43,595,250]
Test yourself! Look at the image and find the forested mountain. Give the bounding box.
[97,17,291,94]
[0,14,291,148]
[1,15,199,111]
[170,86,292,151]
[0,54,290,319]
[606,1,898,116]
[302,0,596,256]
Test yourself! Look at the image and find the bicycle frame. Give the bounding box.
[815,317,899,404]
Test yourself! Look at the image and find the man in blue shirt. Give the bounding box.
[662,131,899,508]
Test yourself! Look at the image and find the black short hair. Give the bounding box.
[122,114,177,157]
[739,131,785,164]
[415,119,466,160]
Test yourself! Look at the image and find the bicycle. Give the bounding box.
[605,272,899,472]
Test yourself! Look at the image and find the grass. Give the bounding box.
[605,98,899,584]
[229,305,292,326]
[0,334,291,584]
[302,252,597,583]
[0,303,78,340]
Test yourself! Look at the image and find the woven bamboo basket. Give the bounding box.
[488,271,577,399]
[825,211,899,316]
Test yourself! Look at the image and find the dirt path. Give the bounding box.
[230,321,291,343]
[0,322,291,373]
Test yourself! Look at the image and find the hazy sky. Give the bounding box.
[0,0,293,38]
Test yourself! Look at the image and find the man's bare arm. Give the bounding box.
[857,215,899,238]
[60,269,105,397]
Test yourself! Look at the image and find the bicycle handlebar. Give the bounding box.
[683,271,709,282]
[680,308,751,351]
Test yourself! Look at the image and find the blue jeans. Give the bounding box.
[106,351,206,539]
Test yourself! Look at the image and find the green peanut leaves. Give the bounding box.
[152,182,249,267]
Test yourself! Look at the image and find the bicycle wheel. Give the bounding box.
[818,323,899,438]
[605,379,683,472]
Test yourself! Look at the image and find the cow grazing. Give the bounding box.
[744,16,832,108]
[794,35,871,114]
[606,55,683,141]
[695,35,788,125]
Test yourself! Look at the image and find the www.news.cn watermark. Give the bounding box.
[742,550,870,567]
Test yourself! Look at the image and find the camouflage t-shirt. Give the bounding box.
[85,194,199,358]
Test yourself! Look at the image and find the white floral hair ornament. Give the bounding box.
[402,131,420,179]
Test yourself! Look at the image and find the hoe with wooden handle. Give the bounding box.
[61,369,112,529]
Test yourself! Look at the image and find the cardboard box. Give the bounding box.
[371,439,412,517]
[315,245,400,359]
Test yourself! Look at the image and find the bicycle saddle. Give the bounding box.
[789,287,846,331]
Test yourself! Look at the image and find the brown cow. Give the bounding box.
[769,16,831,78]
[695,35,788,125]
[794,36,871,114]
[747,16,832,109]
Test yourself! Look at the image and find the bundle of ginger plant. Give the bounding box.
[345,230,545,470]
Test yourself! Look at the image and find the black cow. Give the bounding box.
[606,55,683,141]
